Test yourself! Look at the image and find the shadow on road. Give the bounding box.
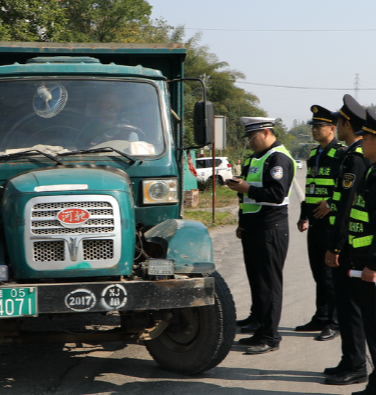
[0,343,331,394]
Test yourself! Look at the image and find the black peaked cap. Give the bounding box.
[332,94,366,124]
[308,105,337,125]
[355,108,376,136]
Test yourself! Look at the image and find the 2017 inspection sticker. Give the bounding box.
[64,284,127,312]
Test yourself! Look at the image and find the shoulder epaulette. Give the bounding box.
[334,145,347,160]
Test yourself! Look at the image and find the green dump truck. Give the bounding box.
[0,42,236,374]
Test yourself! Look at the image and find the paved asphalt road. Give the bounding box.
[0,162,369,394]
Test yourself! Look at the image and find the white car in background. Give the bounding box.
[196,157,233,185]
[295,159,303,169]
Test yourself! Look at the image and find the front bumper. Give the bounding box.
[0,277,215,317]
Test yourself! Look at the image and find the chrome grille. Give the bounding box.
[31,218,115,235]
[83,239,114,260]
[34,241,65,262]
[33,201,112,210]
[32,227,114,235]
[25,195,121,270]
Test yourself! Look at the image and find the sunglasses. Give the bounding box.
[247,132,262,143]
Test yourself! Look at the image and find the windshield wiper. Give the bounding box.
[0,150,63,165]
[58,147,136,164]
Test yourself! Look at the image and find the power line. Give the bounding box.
[184,27,376,33]
[235,81,376,91]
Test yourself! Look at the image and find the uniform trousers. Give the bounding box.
[352,277,376,387]
[241,222,289,347]
[333,247,366,371]
[307,226,338,327]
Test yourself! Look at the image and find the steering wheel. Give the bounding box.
[80,123,147,149]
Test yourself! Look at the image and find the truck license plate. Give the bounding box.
[0,287,37,318]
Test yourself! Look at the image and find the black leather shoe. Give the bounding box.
[316,327,340,341]
[236,315,253,327]
[352,384,376,394]
[324,362,345,376]
[240,322,260,333]
[245,343,279,355]
[325,362,365,376]
[325,370,367,385]
[295,319,326,332]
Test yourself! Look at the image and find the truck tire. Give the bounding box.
[145,271,236,375]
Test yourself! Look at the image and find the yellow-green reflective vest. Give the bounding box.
[329,146,364,226]
[241,145,296,214]
[348,168,373,250]
[305,145,341,205]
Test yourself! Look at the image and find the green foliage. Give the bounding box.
[0,0,69,42]
[164,27,267,153]
[288,119,314,159]
[61,0,152,43]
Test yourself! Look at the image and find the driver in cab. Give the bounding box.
[79,92,139,149]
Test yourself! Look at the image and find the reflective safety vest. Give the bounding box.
[241,145,296,214]
[305,143,343,207]
[348,168,373,254]
[329,146,364,226]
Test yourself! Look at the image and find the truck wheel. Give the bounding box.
[145,271,236,374]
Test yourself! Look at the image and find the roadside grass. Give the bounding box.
[184,210,237,228]
[184,186,238,228]
[195,185,238,208]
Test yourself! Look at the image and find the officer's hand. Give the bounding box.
[362,267,376,282]
[325,250,339,267]
[313,200,330,219]
[226,179,249,194]
[297,219,308,232]
[236,226,243,239]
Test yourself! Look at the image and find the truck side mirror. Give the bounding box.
[194,101,214,146]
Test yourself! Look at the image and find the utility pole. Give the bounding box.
[354,73,360,101]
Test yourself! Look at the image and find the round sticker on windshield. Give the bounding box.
[271,166,283,180]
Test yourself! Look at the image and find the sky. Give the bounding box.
[150,0,376,129]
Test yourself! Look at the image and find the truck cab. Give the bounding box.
[0,42,235,374]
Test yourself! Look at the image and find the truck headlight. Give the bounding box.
[143,179,178,205]
[0,265,9,281]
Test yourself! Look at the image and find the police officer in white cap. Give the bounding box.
[226,117,296,354]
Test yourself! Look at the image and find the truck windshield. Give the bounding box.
[0,79,164,157]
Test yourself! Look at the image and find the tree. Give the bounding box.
[0,0,68,42]
[166,27,268,160]
[61,0,152,43]
[288,120,313,159]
